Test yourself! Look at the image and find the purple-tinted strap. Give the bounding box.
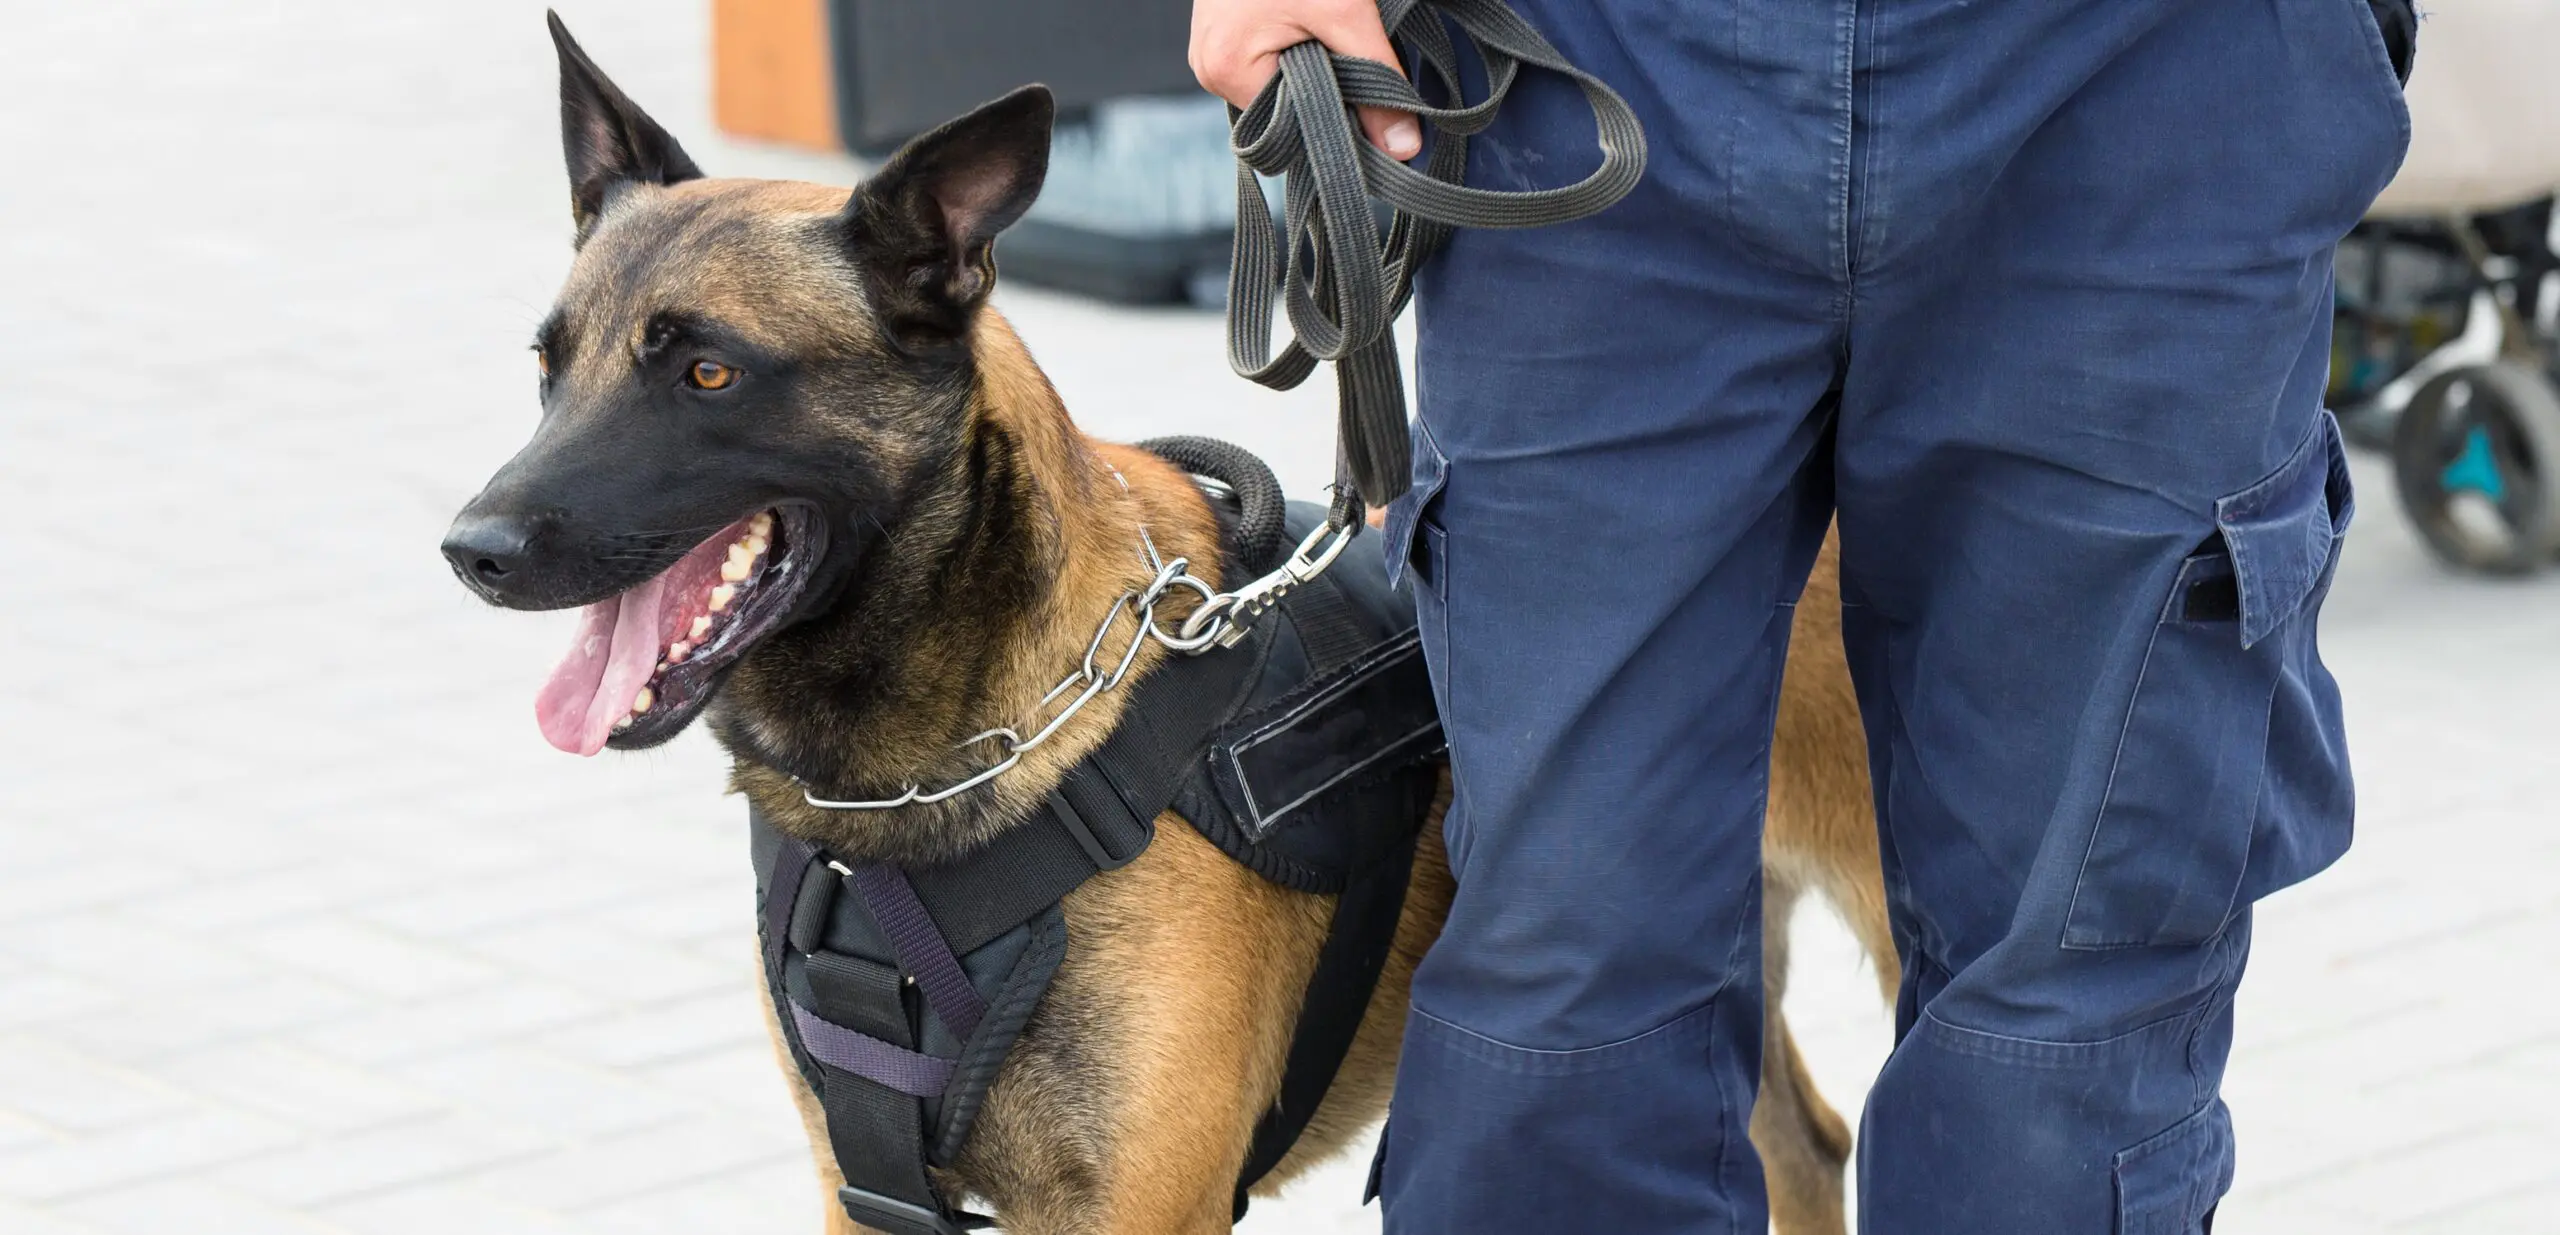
[791,1001,954,1097]
[844,863,988,1041]
[765,837,819,973]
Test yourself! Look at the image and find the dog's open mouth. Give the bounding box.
[535,505,822,755]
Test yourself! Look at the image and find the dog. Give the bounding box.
[443,17,1895,1233]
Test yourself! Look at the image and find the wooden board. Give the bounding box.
[712,0,840,152]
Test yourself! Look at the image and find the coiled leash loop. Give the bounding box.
[1225,0,1648,525]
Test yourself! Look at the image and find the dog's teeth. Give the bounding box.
[689,614,712,639]
[709,584,735,612]
[631,687,653,714]
[749,512,773,537]
[667,640,691,663]
[721,557,750,583]
[613,715,634,732]
[745,535,769,558]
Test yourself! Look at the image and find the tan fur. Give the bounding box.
[750,316,1890,1235]
[1751,536,1901,1235]
[1772,540,1900,1006]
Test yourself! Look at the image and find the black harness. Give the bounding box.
[750,442,1442,1235]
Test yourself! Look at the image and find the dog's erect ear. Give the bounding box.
[846,85,1054,347]
[548,11,702,236]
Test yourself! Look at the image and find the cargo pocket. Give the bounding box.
[1382,419,1448,598]
[2063,412,2354,950]
[2357,0,2418,89]
[2114,1101,2235,1235]
[1383,420,1452,725]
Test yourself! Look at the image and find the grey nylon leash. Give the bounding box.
[1225,0,1648,527]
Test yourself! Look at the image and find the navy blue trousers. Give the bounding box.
[1375,2,2407,1231]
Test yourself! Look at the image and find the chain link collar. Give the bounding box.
[796,469,1357,812]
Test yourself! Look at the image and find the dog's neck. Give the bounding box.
[717,311,1224,865]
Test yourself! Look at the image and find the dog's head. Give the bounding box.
[442,14,1053,756]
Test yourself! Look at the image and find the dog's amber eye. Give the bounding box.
[687,360,737,391]
[533,348,549,378]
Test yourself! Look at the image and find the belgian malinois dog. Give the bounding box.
[443,17,1894,1234]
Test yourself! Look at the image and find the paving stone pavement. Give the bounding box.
[3,1,2556,1231]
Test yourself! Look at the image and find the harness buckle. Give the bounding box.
[836,1186,989,1235]
[1048,786,1144,871]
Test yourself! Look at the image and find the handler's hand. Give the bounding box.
[1190,0,1421,160]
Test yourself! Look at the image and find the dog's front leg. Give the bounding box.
[1061,822,1319,1235]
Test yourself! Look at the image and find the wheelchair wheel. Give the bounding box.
[2392,360,2560,574]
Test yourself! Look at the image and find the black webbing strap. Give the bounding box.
[842,863,987,1042]
[764,836,819,975]
[1233,831,1420,1220]
[1226,0,1647,517]
[1278,570,1368,678]
[896,764,1150,956]
[759,832,972,1234]
[901,624,1269,953]
[809,953,947,1228]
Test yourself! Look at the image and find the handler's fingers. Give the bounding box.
[1188,18,1276,113]
[1358,104,1421,161]
[1310,5,1421,159]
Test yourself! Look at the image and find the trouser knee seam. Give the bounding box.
[1405,997,1727,1072]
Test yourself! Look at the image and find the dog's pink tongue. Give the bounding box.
[533,575,669,756]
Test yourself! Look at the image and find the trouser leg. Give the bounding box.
[1375,4,1855,1230]
[1833,2,2407,1230]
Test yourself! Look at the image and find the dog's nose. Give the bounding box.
[442,512,537,592]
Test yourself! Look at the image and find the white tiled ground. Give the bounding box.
[3,1,2555,1231]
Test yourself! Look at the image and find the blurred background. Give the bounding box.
[1,1,2556,1232]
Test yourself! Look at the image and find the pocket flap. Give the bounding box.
[2214,411,2353,648]
[1382,421,1449,592]
[2113,1100,2235,1235]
